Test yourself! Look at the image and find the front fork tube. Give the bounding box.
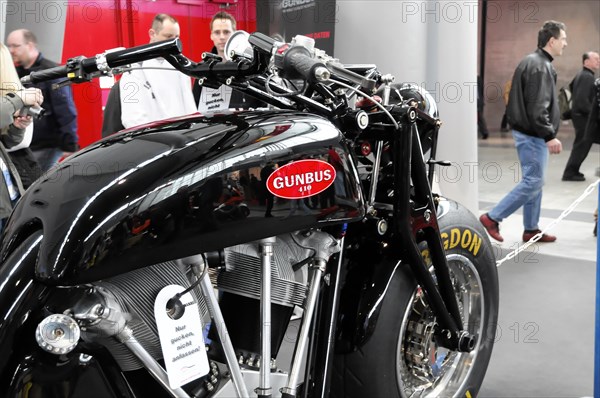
[281,260,326,398]
[392,112,474,352]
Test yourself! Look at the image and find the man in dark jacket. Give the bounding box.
[7,29,78,172]
[193,11,261,112]
[561,51,599,181]
[480,20,566,244]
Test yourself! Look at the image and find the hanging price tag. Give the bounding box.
[154,285,209,389]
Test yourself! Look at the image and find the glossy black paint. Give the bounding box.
[334,223,403,352]
[5,350,135,398]
[0,232,128,398]
[0,232,47,382]
[0,231,185,398]
[1,111,364,285]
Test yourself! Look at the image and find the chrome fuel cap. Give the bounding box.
[35,314,80,355]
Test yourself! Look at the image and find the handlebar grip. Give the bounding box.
[248,32,276,54]
[21,38,182,85]
[104,38,182,68]
[284,47,329,83]
[21,65,68,85]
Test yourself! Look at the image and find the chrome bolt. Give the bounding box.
[424,210,431,223]
[79,354,93,363]
[377,219,388,235]
[357,111,369,129]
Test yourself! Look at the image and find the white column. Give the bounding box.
[1,0,7,41]
[425,1,479,214]
[335,0,480,214]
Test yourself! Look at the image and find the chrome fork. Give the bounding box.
[257,237,276,397]
[200,273,250,397]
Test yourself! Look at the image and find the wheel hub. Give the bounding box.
[397,254,484,397]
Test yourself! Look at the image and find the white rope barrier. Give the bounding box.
[496,179,600,267]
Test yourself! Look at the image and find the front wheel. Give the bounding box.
[332,199,499,398]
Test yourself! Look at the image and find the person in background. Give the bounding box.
[477,75,489,139]
[500,79,512,133]
[480,20,566,244]
[6,29,78,172]
[117,13,196,129]
[0,42,42,190]
[193,11,261,112]
[561,51,600,181]
[0,43,44,233]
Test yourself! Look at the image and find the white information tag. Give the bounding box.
[154,285,209,389]
[198,86,233,113]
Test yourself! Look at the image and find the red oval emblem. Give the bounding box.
[266,160,336,199]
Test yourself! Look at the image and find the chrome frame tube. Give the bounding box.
[200,274,250,398]
[118,327,190,398]
[281,260,326,397]
[257,238,276,396]
[318,238,345,398]
[367,78,392,209]
[368,141,384,206]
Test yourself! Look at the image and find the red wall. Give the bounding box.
[62,0,256,148]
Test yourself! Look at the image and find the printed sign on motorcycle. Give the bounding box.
[266,159,336,199]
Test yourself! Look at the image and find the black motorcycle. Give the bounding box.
[0,32,498,398]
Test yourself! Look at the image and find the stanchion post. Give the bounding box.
[595,186,599,397]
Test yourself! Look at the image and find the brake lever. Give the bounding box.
[51,79,73,90]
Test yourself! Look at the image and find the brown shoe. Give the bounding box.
[479,213,504,242]
[522,229,556,242]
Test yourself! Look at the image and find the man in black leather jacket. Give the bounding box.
[7,29,78,172]
[561,51,599,181]
[480,21,566,244]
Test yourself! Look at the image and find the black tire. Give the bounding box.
[332,199,499,398]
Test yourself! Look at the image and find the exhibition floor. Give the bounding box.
[477,126,598,398]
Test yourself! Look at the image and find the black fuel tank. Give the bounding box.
[1,111,364,285]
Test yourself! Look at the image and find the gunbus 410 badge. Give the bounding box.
[266,160,336,200]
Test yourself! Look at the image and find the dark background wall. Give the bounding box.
[480,0,600,134]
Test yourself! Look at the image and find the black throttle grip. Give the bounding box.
[21,38,183,85]
[21,65,68,85]
[283,47,329,83]
[248,32,276,54]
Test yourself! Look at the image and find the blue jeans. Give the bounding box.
[488,130,548,231]
[32,148,63,173]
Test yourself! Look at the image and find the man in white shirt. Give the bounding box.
[119,14,196,129]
